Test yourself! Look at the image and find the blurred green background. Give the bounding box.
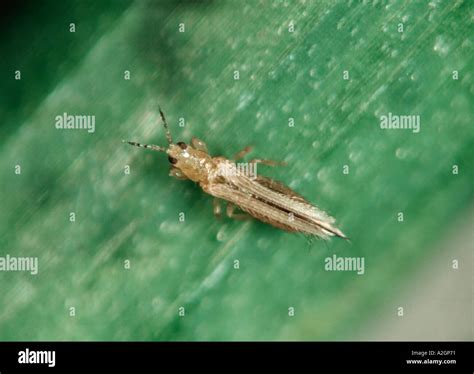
[0,0,472,340]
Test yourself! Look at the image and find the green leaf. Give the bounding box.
[0,0,472,340]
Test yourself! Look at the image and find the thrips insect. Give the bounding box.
[123,108,347,240]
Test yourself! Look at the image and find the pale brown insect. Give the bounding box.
[123,108,347,240]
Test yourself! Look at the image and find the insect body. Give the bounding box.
[124,108,347,240]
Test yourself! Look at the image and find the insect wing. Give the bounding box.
[205,175,345,239]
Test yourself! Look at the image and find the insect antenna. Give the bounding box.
[158,106,173,145]
[122,140,166,152]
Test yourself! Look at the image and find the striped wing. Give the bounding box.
[203,173,346,239]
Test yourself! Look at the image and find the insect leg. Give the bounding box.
[213,198,223,218]
[158,106,173,145]
[248,158,287,167]
[233,146,253,161]
[169,167,188,180]
[122,140,166,152]
[226,203,251,220]
[191,137,208,153]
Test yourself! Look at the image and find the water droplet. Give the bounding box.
[317,168,329,181]
[349,151,362,163]
[159,221,180,234]
[307,44,317,58]
[236,92,255,111]
[216,226,227,242]
[395,148,408,159]
[433,35,450,57]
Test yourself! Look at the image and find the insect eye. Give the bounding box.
[177,141,187,149]
[168,156,178,164]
